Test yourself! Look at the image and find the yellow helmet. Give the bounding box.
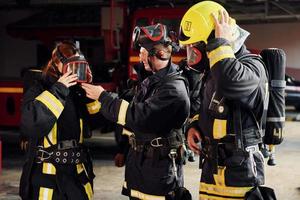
[179,1,228,45]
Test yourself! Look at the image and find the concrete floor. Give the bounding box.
[1,121,300,200]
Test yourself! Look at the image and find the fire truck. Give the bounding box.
[0,3,187,138]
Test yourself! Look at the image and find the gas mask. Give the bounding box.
[186,42,209,73]
[132,23,179,60]
[55,42,90,83]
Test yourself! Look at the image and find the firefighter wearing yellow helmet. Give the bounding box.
[179,1,275,199]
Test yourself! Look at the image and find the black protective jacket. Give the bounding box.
[98,61,190,197]
[189,38,268,198]
[19,76,103,199]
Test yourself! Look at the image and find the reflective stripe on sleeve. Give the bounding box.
[117,100,129,126]
[131,189,165,200]
[122,128,134,136]
[38,187,53,200]
[84,182,93,200]
[35,90,64,118]
[208,46,235,68]
[86,100,101,114]
[190,114,199,123]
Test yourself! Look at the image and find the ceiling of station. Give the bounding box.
[1,0,300,24]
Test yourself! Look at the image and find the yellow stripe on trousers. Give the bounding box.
[38,187,53,200]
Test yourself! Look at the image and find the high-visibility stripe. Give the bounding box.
[267,117,285,122]
[213,167,226,186]
[44,123,57,148]
[200,182,252,198]
[36,91,64,118]
[122,128,134,136]
[0,87,23,93]
[76,163,84,174]
[190,114,199,123]
[86,100,101,114]
[79,118,83,144]
[213,119,227,139]
[42,163,56,175]
[208,46,235,68]
[123,181,127,189]
[131,189,165,200]
[84,182,93,200]
[38,187,53,200]
[199,194,244,200]
[129,56,184,63]
[117,100,129,126]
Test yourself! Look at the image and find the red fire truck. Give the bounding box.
[0,4,188,139]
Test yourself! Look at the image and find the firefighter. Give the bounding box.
[179,1,269,199]
[19,41,102,200]
[82,23,191,199]
[114,47,153,167]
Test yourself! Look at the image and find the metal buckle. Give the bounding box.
[150,137,163,147]
[58,139,77,150]
[245,145,259,153]
[36,146,53,164]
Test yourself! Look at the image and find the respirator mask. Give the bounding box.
[55,42,90,83]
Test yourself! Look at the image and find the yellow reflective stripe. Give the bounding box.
[200,182,252,198]
[76,163,84,174]
[0,87,23,93]
[213,119,227,139]
[190,114,199,123]
[213,166,226,186]
[84,182,93,200]
[123,181,127,189]
[38,187,53,200]
[42,163,56,175]
[122,128,134,136]
[44,123,57,148]
[117,100,129,126]
[199,194,244,200]
[208,46,235,68]
[131,189,165,200]
[86,100,101,114]
[79,118,83,143]
[36,91,64,118]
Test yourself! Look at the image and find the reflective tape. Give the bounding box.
[122,128,134,136]
[38,187,53,200]
[36,91,64,118]
[131,189,165,200]
[79,118,83,144]
[200,182,252,198]
[117,100,129,126]
[190,114,199,123]
[44,123,57,148]
[86,100,101,114]
[266,117,285,122]
[84,182,93,200]
[199,194,244,200]
[42,163,56,175]
[213,119,227,139]
[213,166,226,186]
[208,46,235,68]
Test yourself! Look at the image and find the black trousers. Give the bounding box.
[29,163,92,200]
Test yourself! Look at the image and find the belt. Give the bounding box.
[128,134,183,152]
[35,140,87,164]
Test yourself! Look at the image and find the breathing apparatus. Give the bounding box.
[132,23,180,61]
[54,41,90,83]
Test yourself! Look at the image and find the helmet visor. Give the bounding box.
[64,61,89,83]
